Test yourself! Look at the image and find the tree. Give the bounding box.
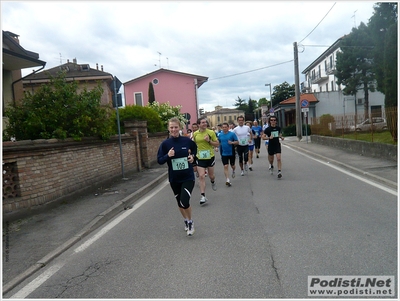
[148,82,155,105]
[336,22,376,120]
[233,96,248,112]
[3,72,115,141]
[272,82,295,106]
[368,2,397,141]
[247,97,257,120]
[258,97,270,108]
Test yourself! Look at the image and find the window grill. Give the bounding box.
[3,162,20,199]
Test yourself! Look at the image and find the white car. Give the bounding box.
[349,117,388,132]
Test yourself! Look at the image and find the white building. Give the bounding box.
[301,36,385,119]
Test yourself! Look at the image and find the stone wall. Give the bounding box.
[310,135,397,162]
[2,121,167,214]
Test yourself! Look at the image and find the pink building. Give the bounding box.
[124,68,208,126]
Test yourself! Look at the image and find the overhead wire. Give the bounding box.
[298,2,337,45]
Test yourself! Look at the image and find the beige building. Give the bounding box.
[203,106,245,127]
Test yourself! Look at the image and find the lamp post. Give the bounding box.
[265,83,272,110]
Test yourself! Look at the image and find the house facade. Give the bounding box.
[301,36,385,119]
[2,30,46,128]
[22,59,115,106]
[202,106,245,127]
[124,68,208,127]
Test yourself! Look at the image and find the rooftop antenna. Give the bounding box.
[157,51,161,68]
[351,10,357,28]
[166,57,169,69]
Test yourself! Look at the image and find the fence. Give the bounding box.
[310,106,397,143]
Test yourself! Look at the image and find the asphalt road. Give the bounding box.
[5,144,397,298]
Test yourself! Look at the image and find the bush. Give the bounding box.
[117,105,164,133]
[282,124,311,136]
[3,72,115,141]
[147,101,187,130]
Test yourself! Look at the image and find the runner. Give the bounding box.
[157,117,198,236]
[262,116,284,179]
[217,122,239,186]
[193,117,219,205]
[190,122,199,177]
[245,121,255,171]
[252,120,263,158]
[233,116,252,176]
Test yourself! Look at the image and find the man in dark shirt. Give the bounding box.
[262,116,284,179]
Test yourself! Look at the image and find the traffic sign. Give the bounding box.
[301,99,309,108]
[269,108,274,113]
[301,108,309,112]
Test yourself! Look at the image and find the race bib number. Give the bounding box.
[271,131,279,138]
[171,157,189,171]
[199,150,211,159]
[239,137,248,145]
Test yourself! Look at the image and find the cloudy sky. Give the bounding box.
[2,1,376,112]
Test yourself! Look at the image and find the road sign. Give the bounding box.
[301,99,309,108]
[301,108,309,112]
[183,112,191,121]
[269,108,274,113]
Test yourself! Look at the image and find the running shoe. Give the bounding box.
[277,171,282,179]
[241,170,244,176]
[256,154,259,158]
[211,181,217,191]
[187,221,195,236]
[200,195,208,205]
[249,165,253,171]
[232,170,235,178]
[269,165,274,175]
[184,220,189,231]
[225,181,232,187]
[244,163,248,171]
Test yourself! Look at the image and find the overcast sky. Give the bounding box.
[2,1,376,112]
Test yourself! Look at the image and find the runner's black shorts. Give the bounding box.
[268,144,282,156]
[196,156,216,168]
[221,155,235,166]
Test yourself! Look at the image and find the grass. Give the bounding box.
[334,130,397,145]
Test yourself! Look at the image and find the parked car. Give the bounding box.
[349,117,388,132]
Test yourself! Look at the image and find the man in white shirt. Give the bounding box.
[233,116,252,176]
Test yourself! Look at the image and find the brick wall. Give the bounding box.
[2,121,167,214]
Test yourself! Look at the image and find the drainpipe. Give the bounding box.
[11,63,46,106]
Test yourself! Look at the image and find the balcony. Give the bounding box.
[326,64,336,75]
[311,71,328,84]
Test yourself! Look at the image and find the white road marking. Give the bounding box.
[10,263,65,299]
[285,145,397,196]
[9,180,169,299]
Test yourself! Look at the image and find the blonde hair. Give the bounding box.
[168,117,182,128]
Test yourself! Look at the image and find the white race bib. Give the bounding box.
[198,150,211,159]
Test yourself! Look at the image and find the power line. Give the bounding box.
[208,60,294,81]
[298,2,336,44]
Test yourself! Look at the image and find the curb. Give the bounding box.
[284,142,397,190]
[2,171,168,296]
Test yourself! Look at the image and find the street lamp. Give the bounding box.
[265,83,272,109]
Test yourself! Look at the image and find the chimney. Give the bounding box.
[96,63,98,70]
[73,58,77,64]
[67,59,69,63]
[101,65,103,71]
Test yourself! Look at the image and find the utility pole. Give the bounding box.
[293,42,302,141]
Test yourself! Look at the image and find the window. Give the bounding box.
[152,78,159,85]
[325,83,328,91]
[134,92,143,106]
[224,116,227,121]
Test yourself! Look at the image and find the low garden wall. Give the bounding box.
[2,121,168,216]
[310,135,397,162]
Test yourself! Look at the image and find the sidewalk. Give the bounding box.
[2,138,397,294]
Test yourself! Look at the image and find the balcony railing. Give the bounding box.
[311,71,328,84]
